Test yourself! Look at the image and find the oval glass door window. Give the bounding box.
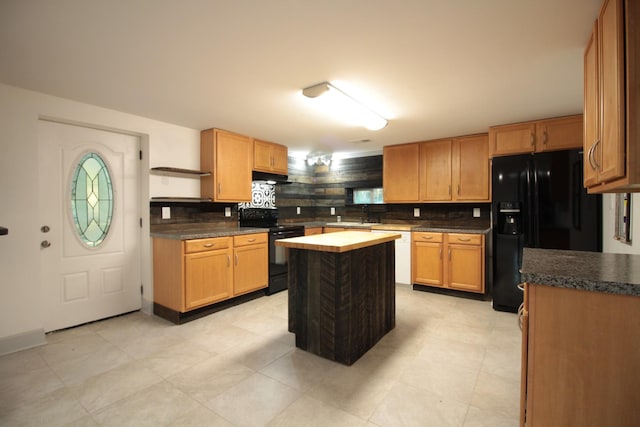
[70,152,114,247]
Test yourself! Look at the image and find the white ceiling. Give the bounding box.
[0,0,601,157]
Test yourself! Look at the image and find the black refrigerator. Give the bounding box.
[491,149,602,312]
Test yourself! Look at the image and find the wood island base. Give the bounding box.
[287,241,396,365]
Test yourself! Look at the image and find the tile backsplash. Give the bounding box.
[239,182,276,209]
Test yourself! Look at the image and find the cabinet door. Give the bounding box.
[254,140,288,174]
[421,139,452,201]
[324,227,346,233]
[453,135,490,201]
[584,25,600,188]
[305,227,323,236]
[489,122,536,157]
[535,115,583,152]
[597,0,626,184]
[184,249,232,310]
[412,241,443,286]
[447,244,483,293]
[253,139,274,172]
[234,244,268,295]
[201,129,252,202]
[271,144,289,175]
[383,143,420,202]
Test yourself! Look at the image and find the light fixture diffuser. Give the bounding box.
[302,82,388,131]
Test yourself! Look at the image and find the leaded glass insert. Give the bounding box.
[71,152,113,247]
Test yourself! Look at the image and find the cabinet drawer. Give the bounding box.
[448,233,482,245]
[234,232,267,247]
[413,232,443,243]
[184,236,231,254]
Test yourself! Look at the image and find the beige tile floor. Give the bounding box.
[0,285,521,427]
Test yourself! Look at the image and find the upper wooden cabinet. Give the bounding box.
[489,114,583,157]
[453,134,490,201]
[384,134,490,203]
[254,139,288,175]
[383,143,421,202]
[584,0,640,193]
[420,139,453,201]
[201,129,253,202]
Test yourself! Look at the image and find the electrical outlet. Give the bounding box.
[330,207,336,215]
[224,207,231,217]
[297,207,301,215]
[162,206,171,219]
[473,207,481,218]
[413,207,420,217]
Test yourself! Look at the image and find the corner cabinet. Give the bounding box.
[412,232,485,293]
[201,129,253,202]
[489,115,583,157]
[254,139,288,175]
[583,0,640,193]
[383,134,490,203]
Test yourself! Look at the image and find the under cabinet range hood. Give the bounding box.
[251,171,291,184]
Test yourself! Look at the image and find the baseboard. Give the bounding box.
[0,329,47,356]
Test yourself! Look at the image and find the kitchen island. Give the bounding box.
[276,231,400,365]
[519,248,640,427]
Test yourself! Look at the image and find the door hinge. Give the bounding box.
[139,218,143,228]
[139,150,143,160]
[140,284,143,295]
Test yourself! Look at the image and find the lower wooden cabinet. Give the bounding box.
[412,232,485,293]
[305,227,323,236]
[184,242,232,309]
[153,233,267,313]
[521,283,640,426]
[233,233,268,296]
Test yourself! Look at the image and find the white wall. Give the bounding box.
[602,193,640,255]
[0,83,200,354]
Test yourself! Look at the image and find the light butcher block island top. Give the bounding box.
[274,230,400,252]
[278,230,399,365]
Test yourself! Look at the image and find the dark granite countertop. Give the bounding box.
[411,225,490,234]
[521,248,640,297]
[150,223,268,240]
[321,221,490,234]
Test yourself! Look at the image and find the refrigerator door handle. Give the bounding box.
[525,164,535,247]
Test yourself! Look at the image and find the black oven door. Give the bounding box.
[268,229,304,294]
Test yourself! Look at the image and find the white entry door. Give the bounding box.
[38,120,141,332]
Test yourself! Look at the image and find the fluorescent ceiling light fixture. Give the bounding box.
[302,82,388,131]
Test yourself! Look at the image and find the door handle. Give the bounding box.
[41,240,51,248]
[41,225,50,233]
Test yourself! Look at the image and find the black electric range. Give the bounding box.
[239,208,304,294]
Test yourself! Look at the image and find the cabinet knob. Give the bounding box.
[530,133,535,147]
[422,236,433,240]
[41,240,51,248]
[203,243,215,248]
[457,238,471,242]
[247,238,256,242]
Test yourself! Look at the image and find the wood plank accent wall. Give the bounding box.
[277,155,491,224]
